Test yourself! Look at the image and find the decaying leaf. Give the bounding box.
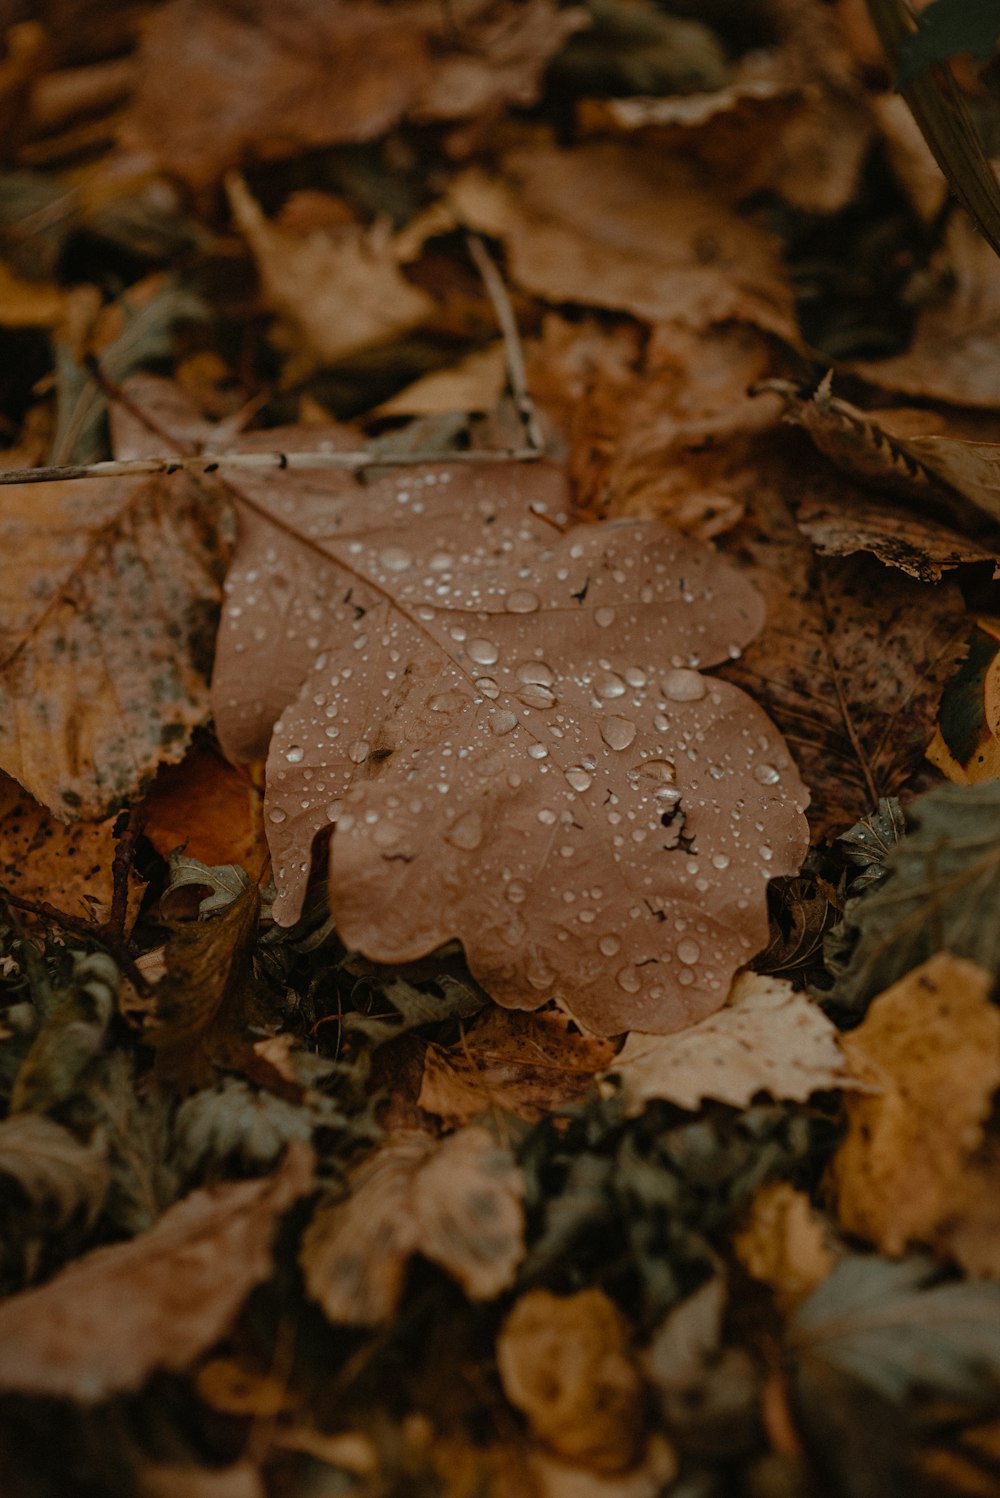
[795,493,999,582]
[209,425,808,1035]
[122,0,584,190]
[0,1112,108,1234]
[0,772,143,925]
[227,176,435,372]
[826,952,1000,1259]
[835,797,906,893]
[791,1255,1000,1405]
[301,1127,524,1326]
[11,949,118,1114]
[449,140,798,340]
[496,1287,644,1471]
[0,1140,313,1400]
[827,781,1000,1009]
[927,617,1000,785]
[0,463,228,820]
[418,1008,615,1126]
[608,971,865,1116]
[734,1182,837,1305]
[718,441,968,842]
[145,878,262,1091]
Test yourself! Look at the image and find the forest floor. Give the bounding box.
[3,3,1000,1496]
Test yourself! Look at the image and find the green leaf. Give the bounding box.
[825,781,1000,1011]
[897,0,1000,82]
[792,1257,1000,1405]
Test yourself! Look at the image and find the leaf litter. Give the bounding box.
[4,2,1000,1494]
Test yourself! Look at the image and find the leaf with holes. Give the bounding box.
[205,419,809,1034]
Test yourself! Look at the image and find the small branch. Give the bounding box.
[466,233,545,453]
[0,888,154,997]
[0,444,544,486]
[101,803,146,944]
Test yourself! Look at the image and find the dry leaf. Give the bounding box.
[0,464,228,820]
[122,0,583,190]
[717,440,969,841]
[826,953,1000,1258]
[136,1464,264,1498]
[418,1008,615,1126]
[0,1141,313,1400]
[733,1182,837,1305]
[0,771,142,925]
[377,342,509,418]
[795,494,1000,583]
[0,260,66,328]
[0,1113,109,1233]
[145,879,262,1092]
[496,1287,644,1471]
[608,971,864,1116]
[855,214,1000,408]
[301,1127,524,1326]
[227,176,435,371]
[516,1440,679,1498]
[208,427,809,1035]
[927,618,1000,785]
[142,742,266,875]
[449,140,798,340]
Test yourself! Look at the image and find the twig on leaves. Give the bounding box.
[466,231,545,453]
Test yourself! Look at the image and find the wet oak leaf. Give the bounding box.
[417,1008,615,1126]
[0,462,229,820]
[608,972,865,1116]
[145,879,262,1092]
[826,952,1000,1258]
[301,1127,524,1326]
[717,440,968,842]
[210,439,809,1035]
[0,1140,313,1401]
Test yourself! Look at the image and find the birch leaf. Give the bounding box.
[211,438,809,1036]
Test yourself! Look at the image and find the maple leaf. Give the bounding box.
[301,1127,524,1326]
[208,432,809,1035]
[0,463,228,820]
[0,1140,313,1401]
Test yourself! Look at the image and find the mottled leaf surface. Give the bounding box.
[211,445,809,1034]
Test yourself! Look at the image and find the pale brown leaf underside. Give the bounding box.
[210,430,809,1035]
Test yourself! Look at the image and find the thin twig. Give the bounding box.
[466,232,545,452]
[102,803,146,944]
[0,443,543,487]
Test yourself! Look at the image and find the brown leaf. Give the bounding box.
[0,771,142,925]
[496,1288,645,1472]
[608,972,865,1116]
[209,429,809,1035]
[143,743,266,876]
[717,438,969,841]
[449,140,798,340]
[418,1009,615,1126]
[0,464,228,820]
[795,494,1000,583]
[136,1465,265,1498]
[854,214,1000,408]
[826,953,1000,1258]
[301,1127,524,1326]
[121,0,584,190]
[145,879,262,1092]
[0,1141,313,1400]
[227,176,435,371]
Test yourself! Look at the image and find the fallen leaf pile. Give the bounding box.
[3,2,1000,1496]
